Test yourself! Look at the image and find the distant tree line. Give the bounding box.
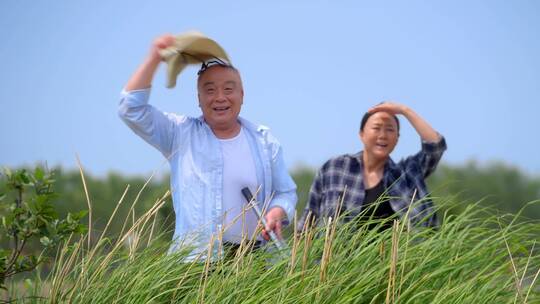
[428,160,540,219]
[1,161,539,253]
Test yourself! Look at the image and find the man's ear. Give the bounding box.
[197,93,201,108]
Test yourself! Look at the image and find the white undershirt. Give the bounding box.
[219,127,259,243]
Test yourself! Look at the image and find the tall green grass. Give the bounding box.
[4,175,539,303]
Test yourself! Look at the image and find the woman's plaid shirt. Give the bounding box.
[298,136,447,230]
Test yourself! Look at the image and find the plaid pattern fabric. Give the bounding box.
[298,137,447,230]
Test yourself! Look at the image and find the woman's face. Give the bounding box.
[360,112,399,161]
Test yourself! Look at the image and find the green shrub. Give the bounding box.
[0,167,86,301]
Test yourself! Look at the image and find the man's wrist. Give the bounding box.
[145,53,162,68]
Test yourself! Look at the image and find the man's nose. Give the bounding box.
[215,90,226,102]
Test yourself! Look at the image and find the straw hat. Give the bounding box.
[159,31,232,88]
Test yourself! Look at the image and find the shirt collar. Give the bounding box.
[355,151,402,182]
[196,115,267,134]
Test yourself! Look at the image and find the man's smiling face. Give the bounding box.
[197,65,244,134]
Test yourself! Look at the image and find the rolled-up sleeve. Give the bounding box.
[118,89,181,158]
[268,145,298,224]
[404,135,447,178]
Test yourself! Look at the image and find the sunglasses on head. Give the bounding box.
[197,58,231,75]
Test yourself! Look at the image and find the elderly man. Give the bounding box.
[119,34,297,260]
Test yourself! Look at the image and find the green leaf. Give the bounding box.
[34,167,44,181]
[74,210,89,220]
[3,167,12,179]
[19,170,30,184]
[40,236,52,247]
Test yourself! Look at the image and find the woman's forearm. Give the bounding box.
[401,106,440,143]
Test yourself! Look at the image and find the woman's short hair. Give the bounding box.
[360,112,400,133]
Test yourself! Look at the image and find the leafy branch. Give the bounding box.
[0,167,86,297]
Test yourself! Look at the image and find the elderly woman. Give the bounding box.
[298,102,447,231]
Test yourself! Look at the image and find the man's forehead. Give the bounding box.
[201,80,238,87]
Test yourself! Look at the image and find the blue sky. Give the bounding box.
[1,1,539,177]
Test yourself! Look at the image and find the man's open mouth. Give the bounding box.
[213,106,231,112]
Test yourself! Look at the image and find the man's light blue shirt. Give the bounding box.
[118,88,297,260]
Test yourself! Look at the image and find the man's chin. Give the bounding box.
[207,118,239,130]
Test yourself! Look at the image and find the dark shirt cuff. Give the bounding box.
[421,135,447,153]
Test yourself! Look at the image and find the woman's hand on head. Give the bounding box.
[370,101,440,142]
[368,101,409,116]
